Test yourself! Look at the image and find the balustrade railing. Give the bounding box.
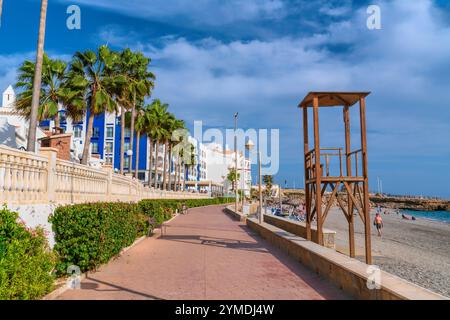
[0,146,48,204]
[0,145,209,205]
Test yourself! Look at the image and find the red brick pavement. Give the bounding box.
[56,205,348,300]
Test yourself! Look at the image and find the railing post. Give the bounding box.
[39,147,57,204]
[106,170,112,200]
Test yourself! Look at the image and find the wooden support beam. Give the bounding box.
[329,182,349,219]
[321,182,329,197]
[343,181,365,223]
[360,97,372,265]
[313,96,323,246]
[322,182,340,222]
[344,105,355,258]
[303,106,312,241]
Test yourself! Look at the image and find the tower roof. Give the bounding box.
[298,92,370,108]
[3,85,15,94]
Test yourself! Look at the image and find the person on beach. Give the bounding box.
[374,213,384,237]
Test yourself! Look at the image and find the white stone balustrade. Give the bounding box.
[0,145,209,206]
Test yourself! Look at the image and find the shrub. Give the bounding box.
[50,198,230,275]
[0,207,55,300]
[138,200,181,226]
[138,197,232,222]
[50,202,149,274]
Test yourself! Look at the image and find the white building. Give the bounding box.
[0,86,46,150]
[204,142,252,196]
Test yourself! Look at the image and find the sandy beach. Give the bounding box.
[322,208,450,297]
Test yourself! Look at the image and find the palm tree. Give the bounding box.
[168,118,185,191]
[0,0,3,28]
[148,99,169,189]
[133,101,148,179]
[189,143,197,191]
[15,54,83,128]
[144,108,157,187]
[263,175,274,197]
[27,0,48,152]
[115,49,155,174]
[66,45,121,165]
[227,168,240,192]
[161,113,176,190]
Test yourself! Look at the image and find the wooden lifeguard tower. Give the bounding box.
[298,92,372,264]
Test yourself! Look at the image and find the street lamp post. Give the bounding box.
[258,150,263,224]
[241,163,245,211]
[279,184,282,214]
[127,150,133,176]
[244,139,255,215]
[234,112,239,213]
[245,140,262,223]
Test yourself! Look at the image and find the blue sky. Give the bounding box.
[1,0,450,197]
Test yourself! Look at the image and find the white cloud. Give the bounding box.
[0,53,33,93]
[58,0,286,26]
[2,0,450,196]
[128,0,450,164]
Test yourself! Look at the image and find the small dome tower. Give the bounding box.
[2,85,16,109]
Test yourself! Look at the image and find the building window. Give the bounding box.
[105,155,113,165]
[106,126,114,138]
[91,142,99,154]
[73,126,82,138]
[124,128,131,138]
[105,142,114,153]
[124,142,130,153]
[92,127,100,138]
[124,157,130,169]
[59,111,67,124]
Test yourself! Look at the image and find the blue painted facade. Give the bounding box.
[40,111,150,181]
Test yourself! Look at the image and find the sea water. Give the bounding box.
[402,210,450,224]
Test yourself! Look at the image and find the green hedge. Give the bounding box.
[138,197,232,224]
[0,207,55,300]
[50,198,231,275]
[50,202,149,274]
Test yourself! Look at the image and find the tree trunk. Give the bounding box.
[81,112,95,165]
[148,137,153,187]
[154,140,159,189]
[168,145,173,191]
[54,112,60,129]
[184,163,188,191]
[129,92,136,174]
[173,158,177,191]
[134,130,140,179]
[162,141,168,190]
[0,1,3,27]
[120,105,125,174]
[178,160,182,191]
[27,0,48,152]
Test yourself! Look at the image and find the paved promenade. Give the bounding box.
[57,205,347,300]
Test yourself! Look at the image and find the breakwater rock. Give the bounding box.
[370,196,450,212]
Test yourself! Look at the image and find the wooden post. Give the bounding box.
[359,97,372,265]
[258,151,263,224]
[313,96,323,246]
[303,106,312,241]
[344,106,356,258]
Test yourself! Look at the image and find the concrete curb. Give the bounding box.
[224,206,248,222]
[245,216,448,300]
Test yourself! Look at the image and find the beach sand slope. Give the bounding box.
[323,208,450,297]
